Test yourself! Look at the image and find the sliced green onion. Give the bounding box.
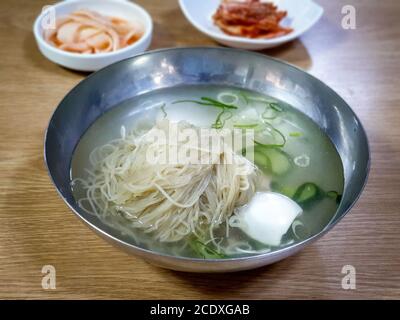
[233,123,259,129]
[172,97,238,110]
[254,127,286,148]
[189,238,225,259]
[280,186,297,199]
[160,103,167,118]
[270,102,283,112]
[289,132,303,137]
[172,99,221,107]
[247,96,278,104]
[291,220,309,240]
[261,101,283,120]
[270,182,296,198]
[217,92,240,105]
[212,110,232,129]
[200,97,238,109]
[261,107,278,120]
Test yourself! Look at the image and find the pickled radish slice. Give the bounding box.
[44,9,143,54]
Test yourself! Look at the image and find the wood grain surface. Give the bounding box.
[0,0,399,299]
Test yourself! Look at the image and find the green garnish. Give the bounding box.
[240,92,249,105]
[254,127,286,148]
[173,96,238,129]
[261,108,278,120]
[258,147,291,175]
[160,103,167,118]
[200,97,238,109]
[326,191,342,204]
[212,110,232,129]
[233,123,259,129]
[172,97,238,110]
[292,183,322,204]
[189,238,225,259]
[270,182,296,198]
[289,132,303,137]
[269,102,283,112]
[271,182,342,207]
[261,102,283,120]
[172,99,220,107]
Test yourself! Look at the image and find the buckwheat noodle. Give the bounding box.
[73,119,258,243]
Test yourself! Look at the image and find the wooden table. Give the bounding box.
[0,0,399,299]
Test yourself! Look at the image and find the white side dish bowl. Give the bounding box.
[179,0,323,50]
[33,0,153,71]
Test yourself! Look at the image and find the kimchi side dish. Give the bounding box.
[213,0,293,39]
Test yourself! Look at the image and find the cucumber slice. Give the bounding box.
[272,182,341,208]
[267,149,291,175]
[280,186,297,198]
[327,190,342,204]
[255,151,271,171]
[255,146,291,175]
[245,151,271,172]
[293,183,320,204]
[189,238,225,259]
[270,182,297,198]
[233,123,259,129]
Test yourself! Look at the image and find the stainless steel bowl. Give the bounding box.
[45,47,370,272]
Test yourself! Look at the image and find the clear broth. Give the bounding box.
[71,85,344,258]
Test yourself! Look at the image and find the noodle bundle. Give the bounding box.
[75,119,258,242]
